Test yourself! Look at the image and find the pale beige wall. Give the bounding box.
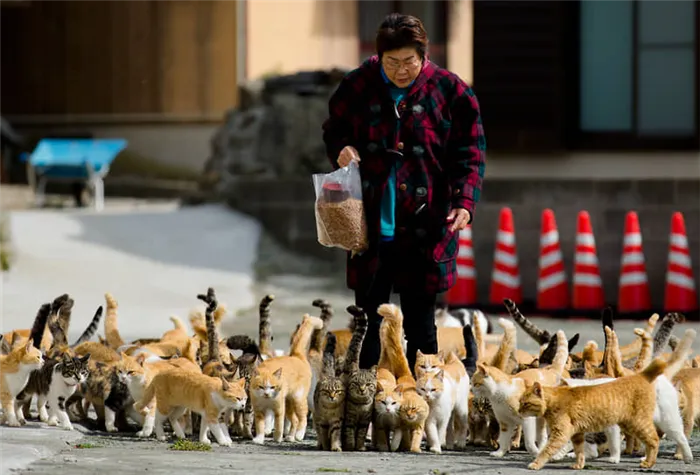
[447,0,474,85]
[246,0,360,80]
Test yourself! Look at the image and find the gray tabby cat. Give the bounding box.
[342,305,377,451]
[313,333,345,451]
[17,353,90,430]
[502,298,551,345]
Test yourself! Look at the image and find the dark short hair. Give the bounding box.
[375,13,429,60]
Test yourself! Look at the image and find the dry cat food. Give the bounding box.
[315,196,369,253]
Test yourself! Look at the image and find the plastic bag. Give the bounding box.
[312,160,369,254]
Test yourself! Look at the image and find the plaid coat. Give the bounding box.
[321,55,486,295]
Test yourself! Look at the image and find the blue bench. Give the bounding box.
[25,138,127,210]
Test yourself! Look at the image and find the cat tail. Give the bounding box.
[310,299,333,354]
[503,298,551,345]
[71,306,104,346]
[632,328,654,372]
[376,303,412,380]
[321,332,337,378]
[471,306,486,359]
[490,318,516,371]
[664,328,696,380]
[258,294,275,356]
[342,306,367,375]
[104,292,125,349]
[640,357,668,383]
[197,287,220,364]
[29,303,52,349]
[549,330,569,375]
[652,313,685,358]
[668,335,680,351]
[461,324,478,377]
[288,314,324,360]
[49,294,74,348]
[168,316,187,332]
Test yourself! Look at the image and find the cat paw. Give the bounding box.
[18,418,27,426]
[59,423,74,431]
[639,459,654,469]
[356,444,366,452]
[218,440,232,447]
[511,440,521,449]
[429,446,442,454]
[489,450,506,458]
[252,435,265,445]
[571,463,585,470]
[200,438,211,445]
[284,434,295,442]
[39,412,49,423]
[157,435,167,442]
[105,425,118,433]
[409,447,422,454]
[136,430,150,438]
[47,417,58,427]
[601,456,620,464]
[330,446,342,452]
[527,462,543,471]
[6,420,21,428]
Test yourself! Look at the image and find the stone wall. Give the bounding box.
[227,177,700,314]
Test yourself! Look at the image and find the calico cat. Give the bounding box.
[0,303,49,426]
[519,358,669,470]
[249,314,323,444]
[17,353,90,429]
[416,350,470,453]
[471,328,569,457]
[376,303,429,453]
[313,333,345,451]
[136,368,246,446]
[341,306,377,451]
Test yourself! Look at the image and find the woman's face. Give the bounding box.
[381,47,422,88]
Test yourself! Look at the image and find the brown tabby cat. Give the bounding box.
[250,314,323,444]
[519,358,668,470]
[341,306,377,451]
[313,333,345,451]
[376,303,429,453]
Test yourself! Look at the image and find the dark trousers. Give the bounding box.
[356,241,438,374]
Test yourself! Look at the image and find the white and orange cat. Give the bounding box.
[0,338,44,426]
[249,314,323,444]
[415,350,470,453]
[135,368,246,446]
[471,321,569,457]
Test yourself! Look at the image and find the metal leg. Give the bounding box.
[35,176,47,208]
[92,177,104,211]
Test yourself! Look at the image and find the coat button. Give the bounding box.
[416,228,427,239]
[397,142,404,150]
[454,188,461,196]
[399,183,407,191]
[416,186,427,197]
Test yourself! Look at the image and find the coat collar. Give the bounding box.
[363,55,437,98]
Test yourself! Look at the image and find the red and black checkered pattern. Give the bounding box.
[322,55,486,295]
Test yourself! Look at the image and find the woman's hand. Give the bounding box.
[447,208,471,233]
[337,146,361,168]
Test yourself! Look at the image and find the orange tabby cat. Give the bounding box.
[376,303,429,453]
[0,338,44,426]
[519,358,668,470]
[673,367,700,459]
[249,314,323,444]
[136,368,246,446]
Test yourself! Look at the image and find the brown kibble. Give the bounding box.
[315,197,369,253]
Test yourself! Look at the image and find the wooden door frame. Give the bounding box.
[569,0,700,151]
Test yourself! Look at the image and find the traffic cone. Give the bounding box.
[445,226,478,306]
[536,209,569,311]
[664,212,698,312]
[572,211,605,310]
[617,211,651,313]
[489,207,522,305]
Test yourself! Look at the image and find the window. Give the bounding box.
[577,0,698,149]
[358,1,448,68]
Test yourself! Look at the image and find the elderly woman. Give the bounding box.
[322,13,486,372]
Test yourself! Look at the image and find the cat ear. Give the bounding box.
[24,337,34,352]
[369,365,378,376]
[532,382,543,397]
[435,369,445,381]
[476,363,488,374]
[0,335,9,355]
[273,367,283,379]
[80,353,91,363]
[220,375,230,391]
[559,379,571,387]
[135,353,147,366]
[416,349,425,359]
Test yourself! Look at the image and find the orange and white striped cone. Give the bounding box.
[489,207,522,305]
[664,212,698,312]
[572,211,605,310]
[445,226,478,307]
[617,211,651,313]
[536,209,569,311]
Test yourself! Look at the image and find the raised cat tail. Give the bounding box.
[342,306,368,375]
[258,294,275,356]
[461,324,478,376]
[168,315,187,332]
[652,313,685,358]
[289,314,324,360]
[490,318,516,371]
[226,335,262,360]
[471,306,486,358]
[376,303,412,380]
[549,330,569,375]
[71,306,104,346]
[197,287,220,364]
[310,299,334,354]
[503,298,551,345]
[322,332,338,378]
[640,357,668,383]
[104,292,125,349]
[29,303,52,349]
[49,294,74,348]
[664,328,696,380]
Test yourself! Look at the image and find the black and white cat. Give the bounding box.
[16,353,90,430]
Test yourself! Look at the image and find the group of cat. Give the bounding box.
[1,289,699,471]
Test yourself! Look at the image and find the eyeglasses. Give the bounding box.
[382,57,422,72]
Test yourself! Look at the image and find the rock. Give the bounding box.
[202,68,350,194]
